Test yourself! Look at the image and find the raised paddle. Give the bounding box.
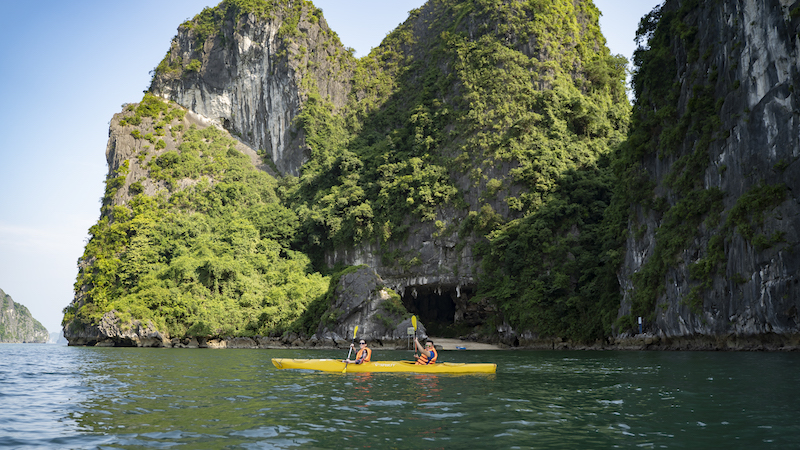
[342,326,358,373]
[411,315,417,358]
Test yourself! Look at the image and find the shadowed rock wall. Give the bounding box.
[619,0,800,342]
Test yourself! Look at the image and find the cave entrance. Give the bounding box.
[401,285,457,336]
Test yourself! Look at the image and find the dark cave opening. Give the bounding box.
[400,284,484,337]
[401,285,456,328]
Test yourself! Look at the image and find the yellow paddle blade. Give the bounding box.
[353,326,358,339]
[412,315,417,331]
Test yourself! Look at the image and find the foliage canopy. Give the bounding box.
[66,102,328,338]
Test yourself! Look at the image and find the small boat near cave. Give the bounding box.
[271,358,497,374]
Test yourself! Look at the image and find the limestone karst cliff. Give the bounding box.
[149,1,354,176]
[616,0,800,347]
[63,0,800,349]
[1,288,49,343]
[65,0,630,347]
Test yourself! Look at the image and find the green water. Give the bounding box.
[2,345,799,448]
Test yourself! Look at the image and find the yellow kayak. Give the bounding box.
[271,358,496,374]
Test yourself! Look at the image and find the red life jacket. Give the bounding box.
[415,347,438,365]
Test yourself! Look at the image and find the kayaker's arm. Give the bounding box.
[413,337,425,354]
[342,343,355,363]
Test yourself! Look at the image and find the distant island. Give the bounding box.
[1,287,49,343]
[48,331,68,345]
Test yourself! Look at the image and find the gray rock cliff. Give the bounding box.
[312,266,427,348]
[68,0,800,349]
[0,288,49,343]
[65,310,168,347]
[618,0,800,347]
[149,3,354,176]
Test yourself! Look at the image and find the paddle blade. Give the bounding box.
[411,315,418,356]
[353,326,358,339]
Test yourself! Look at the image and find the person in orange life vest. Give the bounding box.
[343,340,371,364]
[414,337,437,365]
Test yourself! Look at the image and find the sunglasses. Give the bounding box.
[359,342,366,344]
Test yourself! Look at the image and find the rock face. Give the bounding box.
[149,3,354,176]
[48,331,68,344]
[618,0,800,344]
[322,222,485,336]
[0,288,49,343]
[312,266,426,348]
[65,311,168,347]
[104,104,262,208]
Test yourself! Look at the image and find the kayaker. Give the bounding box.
[343,340,371,364]
[414,337,437,365]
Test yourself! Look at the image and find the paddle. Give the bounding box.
[411,315,417,358]
[342,325,358,373]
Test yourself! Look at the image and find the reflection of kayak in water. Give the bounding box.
[271,358,496,373]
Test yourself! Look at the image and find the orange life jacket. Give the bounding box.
[356,347,371,363]
[415,347,438,365]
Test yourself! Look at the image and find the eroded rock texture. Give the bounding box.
[619,0,800,345]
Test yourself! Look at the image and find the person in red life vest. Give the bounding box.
[414,337,437,365]
[343,340,371,364]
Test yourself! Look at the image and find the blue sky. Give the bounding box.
[0,0,661,334]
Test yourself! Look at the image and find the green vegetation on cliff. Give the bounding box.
[453,1,630,341]
[68,0,634,343]
[276,0,632,343]
[288,1,631,344]
[478,163,624,341]
[65,99,328,337]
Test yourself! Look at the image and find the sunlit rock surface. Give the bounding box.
[150,5,353,176]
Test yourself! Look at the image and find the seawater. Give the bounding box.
[1,344,799,449]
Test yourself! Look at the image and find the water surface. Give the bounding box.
[1,344,798,448]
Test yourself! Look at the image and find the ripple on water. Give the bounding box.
[412,410,465,419]
[365,399,408,407]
